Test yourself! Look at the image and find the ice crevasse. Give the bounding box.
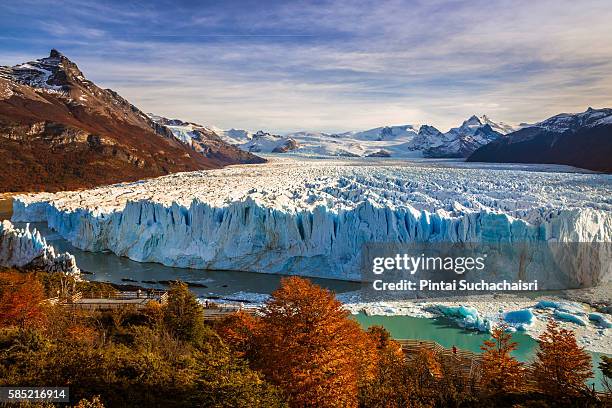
[10,161,612,281]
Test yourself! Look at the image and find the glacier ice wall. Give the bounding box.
[12,196,612,282]
[0,220,80,275]
[10,159,612,282]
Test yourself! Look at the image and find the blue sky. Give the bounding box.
[1,0,611,133]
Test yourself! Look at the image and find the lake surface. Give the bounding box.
[22,222,359,297]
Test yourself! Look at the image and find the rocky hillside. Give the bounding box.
[468,108,612,172]
[148,115,266,164]
[0,50,263,192]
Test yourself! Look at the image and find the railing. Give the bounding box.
[201,302,259,320]
[399,339,482,377]
[397,339,481,361]
[60,290,168,311]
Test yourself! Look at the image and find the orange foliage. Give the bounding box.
[416,347,443,380]
[66,324,98,345]
[0,275,47,329]
[533,319,593,398]
[480,325,525,394]
[359,326,412,408]
[216,310,261,358]
[253,277,376,408]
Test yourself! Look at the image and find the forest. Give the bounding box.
[0,268,610,407]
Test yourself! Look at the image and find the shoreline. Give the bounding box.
[199,288,611,354]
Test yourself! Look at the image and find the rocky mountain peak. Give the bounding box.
[49,49,64,59]
[417,124,442,136]
[0,49,86,92]
[462,115,483,127]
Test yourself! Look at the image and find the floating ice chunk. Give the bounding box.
[535,300,586,315]
[554,310,587,326]
[438,305,478,319]
[588,313,612,328]
[503,309,535,325]
[436,305,491,332]
[535,300,560,309]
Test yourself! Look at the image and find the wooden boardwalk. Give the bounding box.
[61,290,168,311]
[202,303,259,320]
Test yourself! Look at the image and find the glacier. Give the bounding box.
[0,220,79,275]
[11,157,612,282]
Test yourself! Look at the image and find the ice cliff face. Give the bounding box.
[0,220,79,275]
[11,158,611,281]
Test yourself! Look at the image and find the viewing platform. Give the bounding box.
[59,290,168,311]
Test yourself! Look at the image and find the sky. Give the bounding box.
[1,0,612,133]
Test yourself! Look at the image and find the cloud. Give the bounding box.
[1,0,611,132]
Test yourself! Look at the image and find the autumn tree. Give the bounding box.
[533,319,593,399]
[0,276,47,329]
[163,281,209,345]
[253,277,375,408]
[479,325,525,394]
[189,342,287,408]
[216,310,261,359]
[359,326,414,408]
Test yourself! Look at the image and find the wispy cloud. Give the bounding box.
[1,0,611,132]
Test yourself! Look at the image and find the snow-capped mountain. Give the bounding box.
[401,115,513,158]
[283,130,374,157]
[469,107,612,172]
[221,128,253,145]
[0,49,73,93]
[151,116,300,155]
[0,50,262,192]
[338,125,421,141]
[529,107,612,132]
[148,114,265,163]
[241,131,300,153]
[177,115,512,159]
[479,114,516,134]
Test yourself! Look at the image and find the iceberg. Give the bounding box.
[436,305,491,332]
[588,313,612,328]
[503,309,535,325]
[535,300,586,315]
[0,220,79,275]
[553,310,587,326]
[535,300,561,309]
[11,158,612,282]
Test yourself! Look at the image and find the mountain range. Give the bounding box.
[162,109,610,173]
[468,107,612,172]
[1,49,609,192]
[0,50,263,192]
[156,114,515,159]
